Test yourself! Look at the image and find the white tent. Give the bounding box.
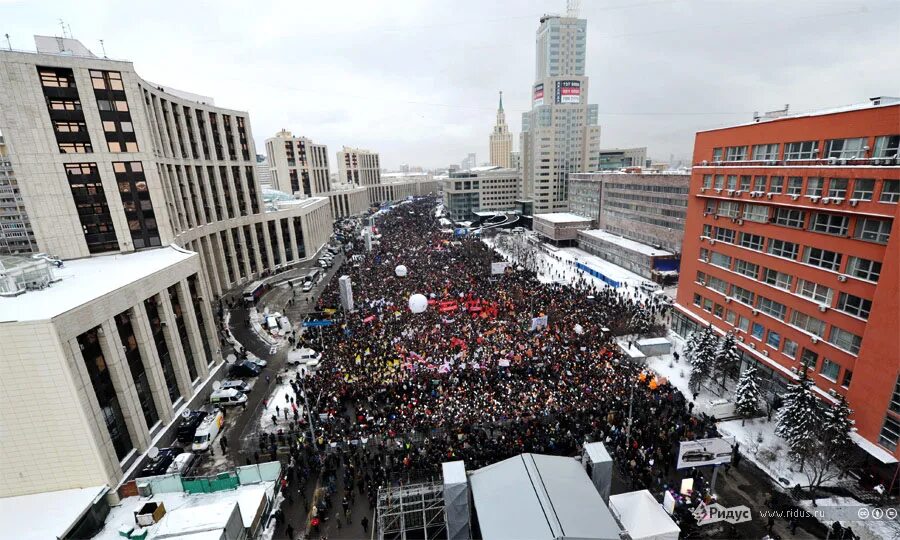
[608,490,680,540]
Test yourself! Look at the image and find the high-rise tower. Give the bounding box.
[489,91,512,168]
[521,14,601,214]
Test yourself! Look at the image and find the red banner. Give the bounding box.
[363,315,376,323]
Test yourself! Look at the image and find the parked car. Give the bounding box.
[140,447,179,477]
[167,452,198,475]
[228,360,261,378]
[192,409,226,452]
[245,353,267,368]
[219,379,252,394]
[318,260,329,268]
[302,282,314,293]
[209,388,248,408]
[640,281,661,293]
[175,410,209,444]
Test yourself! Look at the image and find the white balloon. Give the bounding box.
[408,293,428,314]
[395,264,408,277]
[574,324,584,335]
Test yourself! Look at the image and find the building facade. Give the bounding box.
[337,146,381,186]
[443,166,520,222]
[489,91,512,168]
[597,147,647,170]
[461,153,477,171]
[577,229,678,280]
[0,133,36,254]
[0,37,333,497]
[569,171,689,253]
[265,129,332,197]
[532,212,592,243]
[673,99,900,463]
[521,15,601,214]
[327,185,370,219]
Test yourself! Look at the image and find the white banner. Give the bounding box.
[491,261,509,275]
[676,436,735,469]
[529,315,548,331]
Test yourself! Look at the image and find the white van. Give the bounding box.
[209,388,248,407]
[286,347,321,368]
[191,409,225,452]
[640,281,661,293]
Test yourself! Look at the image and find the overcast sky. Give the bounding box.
[4,0,899,169]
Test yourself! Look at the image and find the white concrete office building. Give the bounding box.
[265,129,332,197]
[520,14,601,214]
[0,37,332,497]
[443,166,520,222]
[337,146,381,187]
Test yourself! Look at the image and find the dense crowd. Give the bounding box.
[264,198,715,518]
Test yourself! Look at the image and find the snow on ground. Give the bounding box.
[798,497,900,540]
[259,376,305,432]
[718,417,808,488]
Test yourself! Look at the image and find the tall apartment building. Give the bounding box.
[569,171,689,253]
[520,14,601,214]
[265,129,332,197]
[461,153,477,171]
[673,98,900,466]
[255,154,273,189]
[0,133,36,253]
[337,146,381,186]
[443,166,520,221]
[0,37,332,497]
[489,91,512,168]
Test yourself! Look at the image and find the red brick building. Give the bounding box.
[673,98,900,478]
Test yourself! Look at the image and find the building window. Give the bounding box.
[766,330,781,349]
[114,310,159,429]
[828,327,862,355]
[113,162,160,249]
[39,68,75,87]
[753,176,767,192]
[786,177,803,195]
[756,296,787,320]
[752,143,779,161]
[732,285,754,305]
[734,259,759,279]
[740,176,752,191]
[784,141,818,160]
[727,175,738,190]
[801,348,819,370]
[890,376,900,414]
[712,148,723,161]
[847,256,881,282]
[820,359,840,382]
[803,247,842,272]
[743,204,768,223]
[693,293,702,307]
[809,212,849,236]
[796,278,834,304]
[791,311,826,338]
[873,135,900,159]
[836,292,871,319]
[718,201,740,218]
[852,178,875,201]
[881,180,900,203]
[702,175,712,189]
[763,268,792,290]
[59,142,93,154]
[703,298,713,312]
[855,218,891,243]
[726,310,736,325]
[64,163,119,253]
[879,416,899,451]
[783,338,798,358]
[827,178,848,198]
[710,251,731,269]
[740,233,764,251]
[842,369,853,388]
[714,227,735,243]
[714,175,724,189]
[144,295,181,403]
[707,276,729,294]
[751,323,764,340]
[725,146,748,161]
[806,177,825,197]
[713,303,724,318]
[769,176,784,193]
[774,208,806,228]
[825,137,866,159]
[767,238,798,259]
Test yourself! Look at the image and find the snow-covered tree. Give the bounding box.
[714,332,742,385]
[628,307,653,336]
[734,365,761,420]
[802,395,857,491]
[686,325,718,392]
[775,368,822,469]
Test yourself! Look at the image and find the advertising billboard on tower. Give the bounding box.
[555,80,582,104]
[533,83,544,106]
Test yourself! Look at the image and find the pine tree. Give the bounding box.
[714,332,742,386]
[734,365,761,420]
[803,395,856,490]
[822,395,854,456]
[775,369,822,469]
[687,325,717,392]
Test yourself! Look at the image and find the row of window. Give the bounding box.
[702,174,899,202]
[692,292,853,383]
[711,135,900,162]
[704,199,892,244]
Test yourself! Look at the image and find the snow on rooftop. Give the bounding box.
[579,229,674,257]
[154,499,237,538]
[850,431,898,464]
[699,98,900,133]
[534,212,593,224]
[0,246,195,323]
[0,485,107,540]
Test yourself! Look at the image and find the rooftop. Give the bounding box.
[533,212,593,224]
[0,485,107,540]
[0,245,195,323]
[579,229,674,257]
[699,97,900,133]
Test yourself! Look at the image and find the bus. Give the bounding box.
[242,280,267,305]
[306,268,322,283]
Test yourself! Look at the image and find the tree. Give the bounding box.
[713,332,742,388]
[800,395,857,494]
[686,325,718,392]
[775,368,822,470]
[734,365,761,421]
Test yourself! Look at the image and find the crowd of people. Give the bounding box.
[258,198,718,533]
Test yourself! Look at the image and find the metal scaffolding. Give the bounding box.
[376,481,448,540]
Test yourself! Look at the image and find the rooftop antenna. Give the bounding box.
[4,34,10,51]
[99,39,107,58]
[566,0,581,18]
